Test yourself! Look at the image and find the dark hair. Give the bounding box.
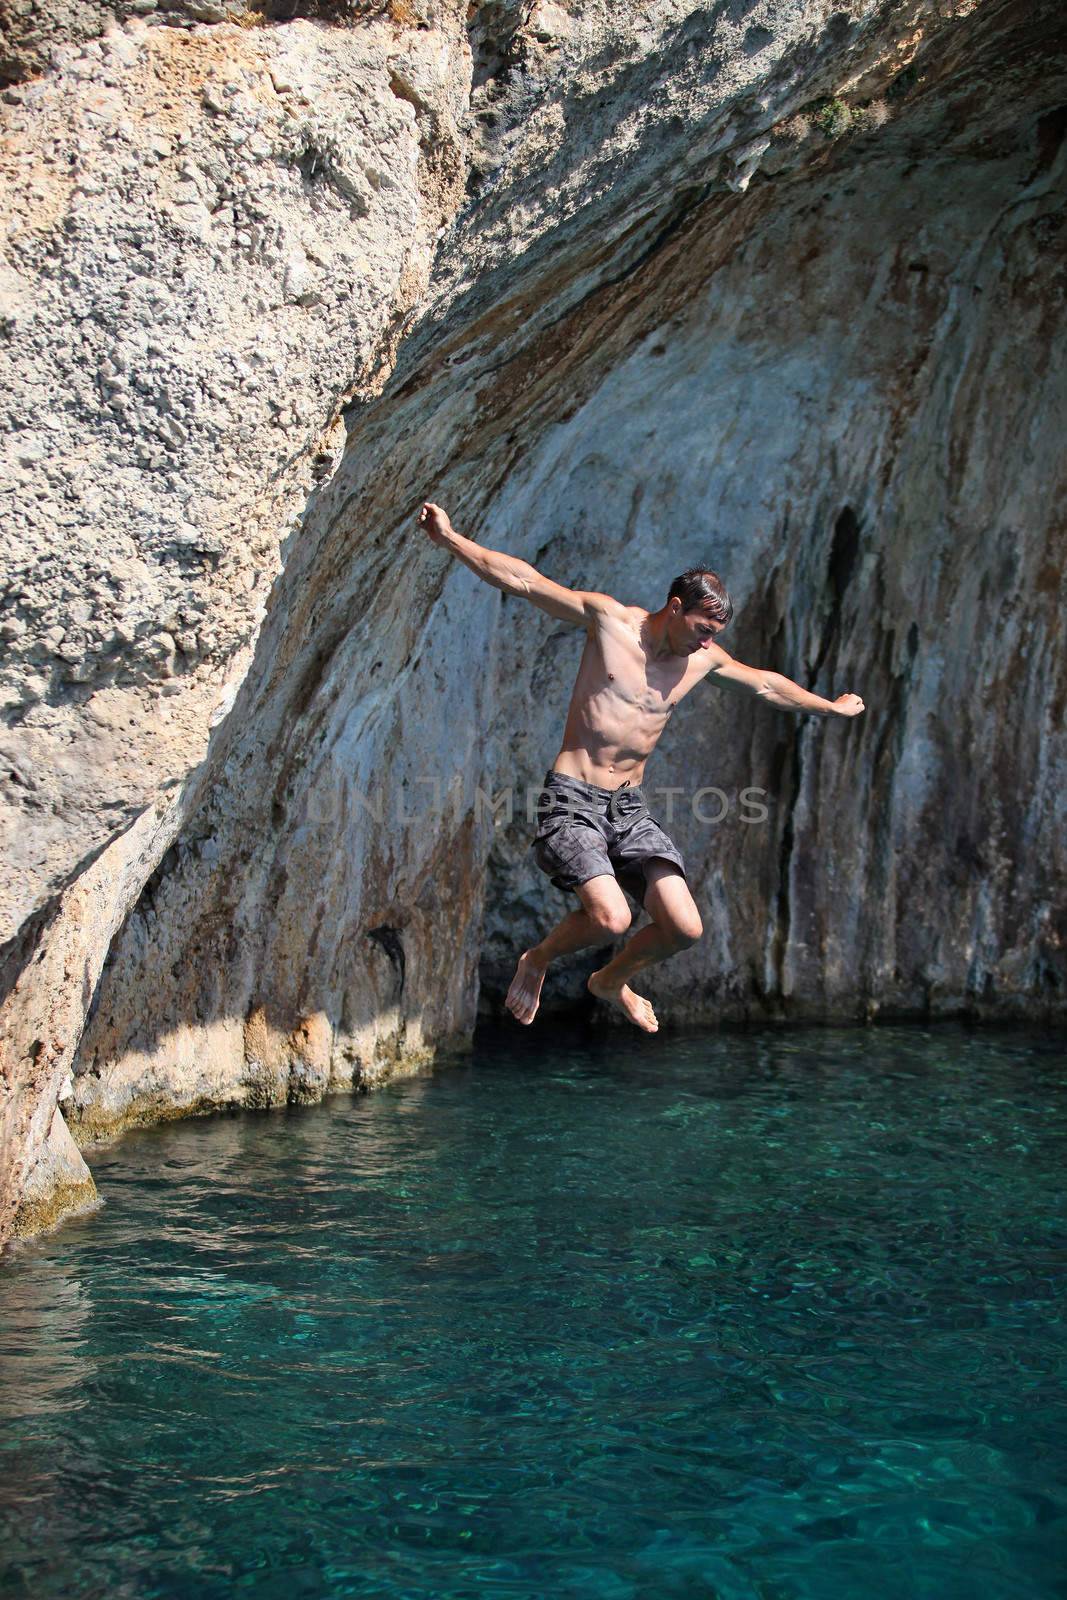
[667,567,733,624]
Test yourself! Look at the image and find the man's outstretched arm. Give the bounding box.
[418,501,623,628]
[703,642,865,718]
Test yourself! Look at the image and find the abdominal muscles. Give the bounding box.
[557,681,669,779]
[551,619,681,783]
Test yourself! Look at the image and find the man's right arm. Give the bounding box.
[418,501,622,628]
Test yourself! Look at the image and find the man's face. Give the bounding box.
[673,603,726,655]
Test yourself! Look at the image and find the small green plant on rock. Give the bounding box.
[813,97,852,138]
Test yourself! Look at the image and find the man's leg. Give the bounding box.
[505,875,633,1025]
[587,861,703,1033]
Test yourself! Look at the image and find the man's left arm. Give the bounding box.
[703,643,865,718]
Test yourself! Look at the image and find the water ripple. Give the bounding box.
[1,1023,1065,1599]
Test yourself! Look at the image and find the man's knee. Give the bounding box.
[589,900,633,937]
[664,911,703,948]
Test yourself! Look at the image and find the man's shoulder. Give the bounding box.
[583,593,641,628]
[688,639,733,684]
[605,599,649,625]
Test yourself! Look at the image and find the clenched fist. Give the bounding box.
[833,693,865,717]
[418,502,454,546]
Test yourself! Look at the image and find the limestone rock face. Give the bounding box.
[8,1103,97,1239]
[1,5,469,947]
[2,0,1065,1245]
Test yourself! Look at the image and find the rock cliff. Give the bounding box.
[2,0,1064,1246]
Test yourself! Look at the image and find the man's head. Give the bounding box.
[665,567,733,655]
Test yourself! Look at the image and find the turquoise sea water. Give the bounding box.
[1,1023,1065,1600]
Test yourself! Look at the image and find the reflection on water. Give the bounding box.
[1,1024,1065,1599]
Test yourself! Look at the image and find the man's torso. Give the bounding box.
[552,606,716,788]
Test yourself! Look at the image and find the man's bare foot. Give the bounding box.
[587,969,659,1033]
[506,950,548,1025]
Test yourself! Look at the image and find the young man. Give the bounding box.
[418,501,864,1033]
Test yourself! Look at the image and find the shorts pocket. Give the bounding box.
[533,819,609,885]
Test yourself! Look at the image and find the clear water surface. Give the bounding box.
[2,1023,1066,1600]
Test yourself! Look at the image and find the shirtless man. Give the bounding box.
[418,502,864,1033]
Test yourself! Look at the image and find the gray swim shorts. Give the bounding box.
[530,769,687,907]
